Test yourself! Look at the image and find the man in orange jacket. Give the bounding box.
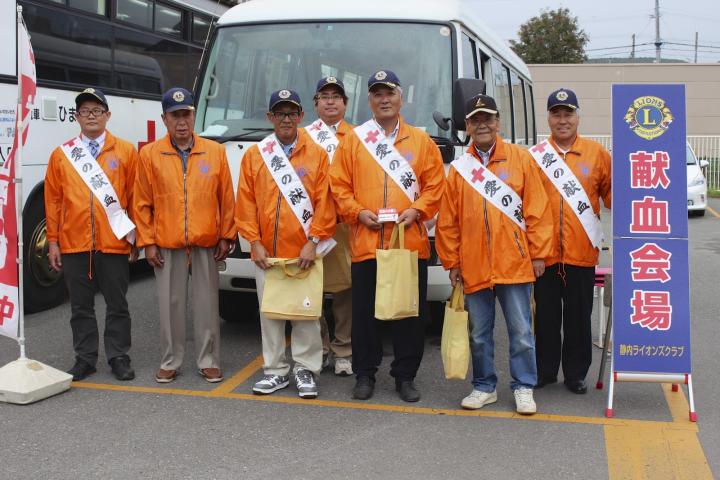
[236,89,336,399]
[330,70,445,402]
[305,76,354,377]
[436,94,553,415]
[133,87,236,384]
[532,88,611,394]
[45,88,138,381]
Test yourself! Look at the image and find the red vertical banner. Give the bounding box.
[0,19,35,339]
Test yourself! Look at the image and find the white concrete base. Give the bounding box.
[0,358,72,404]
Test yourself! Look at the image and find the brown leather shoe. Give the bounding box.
[155,368,177,383]
[199,368,223,383]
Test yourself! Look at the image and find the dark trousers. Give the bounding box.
[351,259,427,382]
[534,263,595,382]
[63,252,131,366]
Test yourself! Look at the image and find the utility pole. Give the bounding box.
[654,0,662,63]
[631,34,636,60]
[694,32,699,63]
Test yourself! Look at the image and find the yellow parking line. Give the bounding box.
[70,380,694,430]
[707,205,720,218]
[604,385,711,479]
[208,354,264,396]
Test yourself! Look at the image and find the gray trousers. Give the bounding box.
[62,252,131,366]
[154,247,220,370]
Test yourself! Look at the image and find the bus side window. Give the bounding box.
[461,33,478,79]
[525,82,536,144]
[490,58,512,141]
[510,71,527,145]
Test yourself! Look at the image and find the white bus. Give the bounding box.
[1,0,226,312]
[195,0,537,325]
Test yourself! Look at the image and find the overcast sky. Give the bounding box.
[471,0,720,63]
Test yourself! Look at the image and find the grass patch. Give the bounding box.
[708,189,720,198]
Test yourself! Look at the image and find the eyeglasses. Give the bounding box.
[270,111,301,120]
[77,108,107,117]
[317,94,343,102]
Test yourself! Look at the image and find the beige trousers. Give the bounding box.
[320,288,352,358]
[155,247,220,370]
[255,265,323,376]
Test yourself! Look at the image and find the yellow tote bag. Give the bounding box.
[323,224,352,293]
[441,284,470,380]
[375,224,419,320]
[260,257,324,321]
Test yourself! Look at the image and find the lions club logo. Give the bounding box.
[375,71,387,80]
[625,96,673,140]
[556,91,568,101]
[326,76,337,83]
[278,89,291,99]
[172,90,185,102]
[83,88,95,94]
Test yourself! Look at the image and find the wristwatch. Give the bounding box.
[309,236,320,245]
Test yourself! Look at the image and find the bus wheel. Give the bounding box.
[23,193,67,313]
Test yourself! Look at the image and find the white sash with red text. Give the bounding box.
[257,134,335,255]
[305,119,340,162]
[60,136,136,243]
[354,120,420,203]
[451,152,526,231]
[529,140,602,248]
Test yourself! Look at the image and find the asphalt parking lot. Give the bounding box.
[1,202,718,480]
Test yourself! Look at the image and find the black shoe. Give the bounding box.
[564,379,588,394]
[109,356,135,381]
[535,376,557,389]
[352,377,375,400]
[67,361,97,381]
[396,380,421,403]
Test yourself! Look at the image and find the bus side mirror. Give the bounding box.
[453,78,486,131]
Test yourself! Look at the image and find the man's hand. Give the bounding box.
[358,209,381,230]
[48,242,62,272]
[251,241,271,270]
[449,267,462,287]
[145,244,164,268]
[298,240,317,269]
[214,239,231,261]
[129,246,139,263]
[397,208,420,227]
[532,259,546,278]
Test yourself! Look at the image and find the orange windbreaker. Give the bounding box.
[539,136,612,267]
[329,117,445,262]
[133,134,236,249]
[235,130,336,258]
[436,138,554,294]
[44,131,137,254]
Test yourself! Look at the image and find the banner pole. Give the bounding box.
[15,5,26,360]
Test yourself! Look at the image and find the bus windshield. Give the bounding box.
[196,22,453,140]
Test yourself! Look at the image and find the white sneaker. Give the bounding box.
[252,374,289,395]
[514,387,537,415]
[460,389,497,410]
[334,357,353,376]
[295,369,318,399]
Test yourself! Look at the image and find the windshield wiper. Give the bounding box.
[212,128,274,143]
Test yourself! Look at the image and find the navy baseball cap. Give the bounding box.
[268,89,302,111]
[162,87,195,113]
[465,94,499,119]
[315,76,346,95]
[368,70,401,90]
[547,88,579,111]
[75,88,108,110]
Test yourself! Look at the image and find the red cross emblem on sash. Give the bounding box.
[262,141,276,154]
[471,167,486,183]
[531,142,547,153]
[364,130,380,144]
[309,121,322,132]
